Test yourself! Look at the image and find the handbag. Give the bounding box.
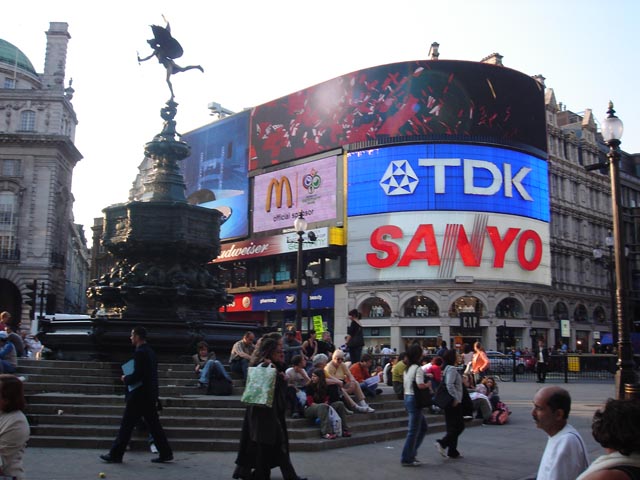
[412,380,432,409]
[434,382,454,409]
[240,363,277,407]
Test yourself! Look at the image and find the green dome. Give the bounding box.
[0,39,37,76]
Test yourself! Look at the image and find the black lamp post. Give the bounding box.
[590,101,637,399]
[593,231,617,346]
[294,212,307,333]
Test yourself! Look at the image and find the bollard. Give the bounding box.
[624,383,640,401]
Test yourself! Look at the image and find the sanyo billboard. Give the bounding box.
[347,143,550,285]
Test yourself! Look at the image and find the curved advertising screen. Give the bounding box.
[250,60,546,170]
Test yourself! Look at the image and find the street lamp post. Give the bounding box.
[588,101,637,399]
[291,212,317,333]
[593,231,617,346]
[294,212,307,333]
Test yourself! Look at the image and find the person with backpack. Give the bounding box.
[435,349,465,459]
[192,341,232,390]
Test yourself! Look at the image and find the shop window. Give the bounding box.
[361,297,390,318]
[495,297,523,318]
[449,296,484,317]
[402,295,439,317]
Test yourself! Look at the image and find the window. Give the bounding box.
[4,78,15,89]
[0,192,18,260]
[1,159,21,177]
[20,110,35,131]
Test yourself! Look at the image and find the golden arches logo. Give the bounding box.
[265,177,293,212]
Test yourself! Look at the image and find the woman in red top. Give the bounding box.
[304,369,351,439]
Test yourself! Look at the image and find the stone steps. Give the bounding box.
[18,359,479,452]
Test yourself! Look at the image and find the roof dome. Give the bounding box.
[0,39,37,76]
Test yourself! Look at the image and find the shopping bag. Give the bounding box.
[327,405,343,436]
[240,364,277,407]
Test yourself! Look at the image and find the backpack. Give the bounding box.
[207,369,233,396]
[488,401,511,425]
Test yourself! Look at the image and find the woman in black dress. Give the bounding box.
[233,336,306,480]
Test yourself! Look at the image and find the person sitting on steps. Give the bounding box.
[324,350,374,413]
[192,341,231,388]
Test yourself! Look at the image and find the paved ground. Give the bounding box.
[24,380,616,480]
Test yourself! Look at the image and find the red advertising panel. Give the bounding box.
[250,60,546,170]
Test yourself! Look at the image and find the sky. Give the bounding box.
[2,0,639,234]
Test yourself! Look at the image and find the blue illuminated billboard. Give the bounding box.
[347,144,549,222]
[182,111,250,240]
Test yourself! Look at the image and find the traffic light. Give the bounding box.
[496,325,506,344]
[24,280,38,320]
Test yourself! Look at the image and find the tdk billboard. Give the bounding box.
[347,144,549,221]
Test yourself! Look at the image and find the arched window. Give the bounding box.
[0,192,18,260]
[495,297,523,318]
[574,304,588,323]
[402,296,439,317]
[553,302,568,321]
[593,306,606,324]
[530,300,548,320]
[20,110,36,131]
[448,296,485,317]
[361,297,390,318]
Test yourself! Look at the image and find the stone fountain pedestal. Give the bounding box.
[39,101,261,362]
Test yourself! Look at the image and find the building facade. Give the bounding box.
[0,23,87,328]
[106,50,639,355]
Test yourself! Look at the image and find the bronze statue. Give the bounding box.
[138,20,203,99]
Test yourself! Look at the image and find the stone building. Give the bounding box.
[0,22,86,328]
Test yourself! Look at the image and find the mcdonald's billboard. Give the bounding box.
[252,155,338,233]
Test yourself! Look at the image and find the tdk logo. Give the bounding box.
[380,160,419,195]
[379,158,532,200]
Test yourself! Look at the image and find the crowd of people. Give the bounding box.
[4,307,640,480]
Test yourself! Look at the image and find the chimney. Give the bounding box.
[428,42,440,60]
[480,53,504,66]
[532,74,546,87]
[42,22,71,91]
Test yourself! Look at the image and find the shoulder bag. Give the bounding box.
[240,363,277,407]
[433,367,455,409]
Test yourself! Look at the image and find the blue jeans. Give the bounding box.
[199,359,231,384]
[230,358,249,379]
[401,394,428,464]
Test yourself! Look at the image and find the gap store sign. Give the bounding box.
[347,144,550,284]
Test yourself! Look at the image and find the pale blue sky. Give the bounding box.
[2,0,639,231]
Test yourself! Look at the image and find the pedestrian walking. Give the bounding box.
[100,326,173,464]
[435,349,465,459]
[401,343,430,467]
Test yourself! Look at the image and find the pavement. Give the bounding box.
[23,380,616,480]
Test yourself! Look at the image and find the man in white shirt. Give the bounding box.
[532,386,589,480]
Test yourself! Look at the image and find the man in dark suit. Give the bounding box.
[100,326,173,464]
[535,339,550,383]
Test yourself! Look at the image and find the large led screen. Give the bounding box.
[347,144,549,221]
[348,212,551,285]
[250,60,546,170]
[252,156,337,233]
[182,111,250,240]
